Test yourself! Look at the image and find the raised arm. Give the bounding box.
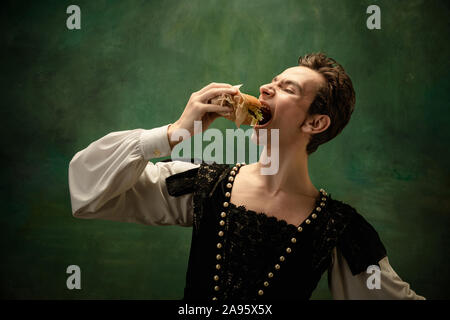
[68,124,199,226]
[68,83,238,226]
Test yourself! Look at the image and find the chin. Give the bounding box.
[250,124,277,146]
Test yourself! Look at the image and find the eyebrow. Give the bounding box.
[272,76,304,94]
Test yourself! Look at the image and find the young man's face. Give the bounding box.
[256,66,325,147]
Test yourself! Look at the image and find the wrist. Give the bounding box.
[167,122,180,150]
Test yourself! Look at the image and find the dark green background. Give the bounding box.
[2,0,449,299]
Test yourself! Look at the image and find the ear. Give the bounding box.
[300,114,330,134]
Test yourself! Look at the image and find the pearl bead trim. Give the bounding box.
[211,163,328,300]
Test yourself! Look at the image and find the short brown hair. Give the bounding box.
[298,53,356,155]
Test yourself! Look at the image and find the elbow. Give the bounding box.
[68,155,87,219]
[69,192,86,219]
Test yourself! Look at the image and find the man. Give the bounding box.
[69,53,425,300]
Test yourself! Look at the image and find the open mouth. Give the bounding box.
[251,104,273,128]
[258,107,272,126]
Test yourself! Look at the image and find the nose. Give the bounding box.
[259,83,274,98]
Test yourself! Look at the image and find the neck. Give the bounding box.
[255,141,319,199]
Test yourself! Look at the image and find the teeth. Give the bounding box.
[260,104,271,112]
[261,107,271,114]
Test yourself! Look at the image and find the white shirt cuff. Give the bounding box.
[139,124,172,160]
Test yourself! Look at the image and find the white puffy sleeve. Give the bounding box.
[68,124,199,226]
[328,247,426,300]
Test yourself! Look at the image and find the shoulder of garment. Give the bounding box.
[166,160,230,197]
[325,196,388,276]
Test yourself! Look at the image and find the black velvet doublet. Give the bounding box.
[165,162,387,301]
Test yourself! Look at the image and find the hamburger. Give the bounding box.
[209,85,272,128]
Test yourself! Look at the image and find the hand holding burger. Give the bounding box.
[168,83,272,150]
[209,84,272,128]
[167,83,237,149]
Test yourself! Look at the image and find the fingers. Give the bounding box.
[196,82,233,95]
[199,103,233,115]
[216,110,233,117]
[200,87,239,102]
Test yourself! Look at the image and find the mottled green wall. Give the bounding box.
[2,0,449,299]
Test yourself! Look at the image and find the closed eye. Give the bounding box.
[284,88,295,94]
